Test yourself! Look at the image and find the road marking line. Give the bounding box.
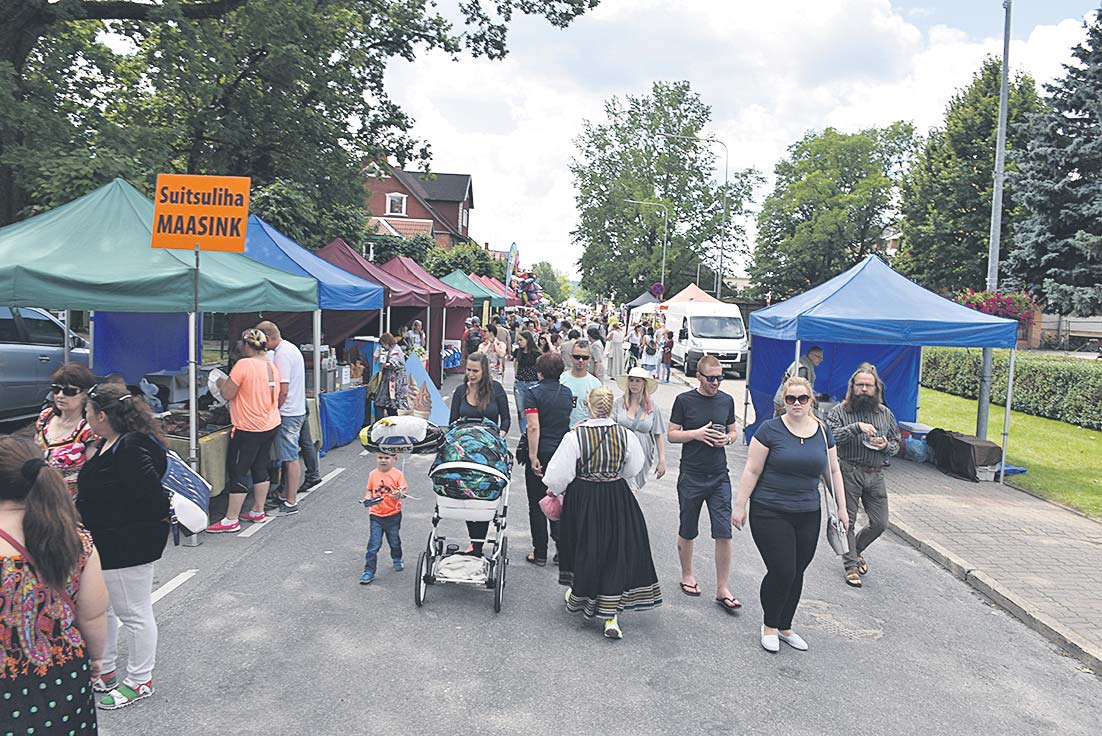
[236,467,346,538]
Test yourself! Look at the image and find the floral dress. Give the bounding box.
[1,529,98,734]
[35,408,94,497]
[374,345,410,412]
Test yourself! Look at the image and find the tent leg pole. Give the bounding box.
[1000,349,1016,484]
[88,311,95,372]
[916,346,924,421]
[742,337,753,430]
[378,309,385,338]
[386,306,392,335]
[187,311,198,471]
[794,339,801,373]
[313,310,322,399]
[63,310,71,363]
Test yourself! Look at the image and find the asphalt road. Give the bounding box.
[97,368,1101,736]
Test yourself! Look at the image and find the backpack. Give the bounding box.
[465,329,483,354]
[429,418,512,500]
[645,338,657,356]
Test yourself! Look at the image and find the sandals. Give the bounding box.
[845,570,863,588]
[857,557,869,575]
[98,679,154,710]
[679,581,702,597]
[715,596,742,614]
[526,551,547,567]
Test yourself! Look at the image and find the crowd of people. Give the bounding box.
[1,304,903,730]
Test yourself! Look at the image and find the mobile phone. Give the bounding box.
[710,422,726,435]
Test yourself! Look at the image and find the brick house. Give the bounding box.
[365,162,473,249]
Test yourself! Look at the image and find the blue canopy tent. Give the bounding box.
[745,256,1020,481]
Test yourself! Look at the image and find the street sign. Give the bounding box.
[650,281,665,298]
[151,174,251,252]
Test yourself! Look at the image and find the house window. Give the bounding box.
[386,193,407,216]
[461,206,469,228]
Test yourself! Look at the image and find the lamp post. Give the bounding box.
[656,132,729,298]
[624,199,669,291]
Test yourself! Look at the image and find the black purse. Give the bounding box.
[819,425,850,556]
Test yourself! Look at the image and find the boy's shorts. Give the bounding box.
[676,471,733,540]
[275,413,307,462]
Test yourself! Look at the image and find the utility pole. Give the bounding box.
[977,0,1012,440]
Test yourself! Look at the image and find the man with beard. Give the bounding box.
[825,364,900,589]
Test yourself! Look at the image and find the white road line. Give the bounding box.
[152,569,199,604]
[236,467,346,538]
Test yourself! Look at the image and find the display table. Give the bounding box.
[319,386,367,452]
[166,427,231,497]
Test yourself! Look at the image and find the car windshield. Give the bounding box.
[689,316,745,339]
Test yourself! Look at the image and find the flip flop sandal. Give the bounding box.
[715,596,742,614]
[526,551,547,566]
[857,557,869,575]
[679,581,702,597]
[845,571,863,587]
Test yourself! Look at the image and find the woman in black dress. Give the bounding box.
[543,387,662,639]
[449,352,510,556]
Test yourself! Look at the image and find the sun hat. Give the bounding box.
[615,366,658,395]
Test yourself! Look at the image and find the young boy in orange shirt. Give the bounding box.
[360,451,407,584]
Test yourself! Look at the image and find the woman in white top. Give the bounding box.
[544,387,662,639]
[405,320,425,349]
[627,325,643,361]
[612,367,667,491]
[640,327,660,377]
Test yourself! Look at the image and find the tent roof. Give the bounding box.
[317,239,440,308]
[749,255,1019,348]
[472,274,519,307]
[244,217,382,310]
[665,283,722,304]
[442,270,503,307]
[624,290,659,308]
[380,256,473,309]
[0,178,317,313]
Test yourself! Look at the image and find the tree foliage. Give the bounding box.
[894,58,1042,294]
[531,260,572,303]
[1007,10,1102,316]
[571,81,760,301]
[425,242,506,281]
[0,0,598,243]
[368,233,434,265]
[750,123,915,299]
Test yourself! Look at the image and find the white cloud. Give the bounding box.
[386,1,1090,279]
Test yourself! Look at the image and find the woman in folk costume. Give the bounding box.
[542,387,662,639]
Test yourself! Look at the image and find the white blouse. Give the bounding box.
[543,418,646,495]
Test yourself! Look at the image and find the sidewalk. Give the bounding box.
[669,366,1102,674]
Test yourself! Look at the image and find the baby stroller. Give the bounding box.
[416,418,512,612]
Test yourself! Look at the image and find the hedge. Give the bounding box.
[921,347,1102,431]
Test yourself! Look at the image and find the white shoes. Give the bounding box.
[760,625,780,653]
[779,631,809,651]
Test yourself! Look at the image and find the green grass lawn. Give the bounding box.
[919,387,1102,517]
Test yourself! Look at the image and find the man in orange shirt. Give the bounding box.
[360,451,407,584]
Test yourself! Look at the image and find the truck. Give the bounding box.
[663,301,748,377]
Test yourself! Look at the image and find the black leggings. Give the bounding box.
[749,503,820,630]
[227,427,279,495]
[524,456,559,558]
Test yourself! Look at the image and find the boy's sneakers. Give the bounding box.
[264,492,288,510]
[206,518,240,533]
[92,670,118,693]
[98,678,154,710]
[279,502,300,516]
[359,571,375,585]
[393,559,404,572]
[241,510,267,523]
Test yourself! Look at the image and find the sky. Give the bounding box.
[384,0,1100,280]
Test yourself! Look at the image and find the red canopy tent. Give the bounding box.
[471,273,520,308]
[318,239,446,384]
[381,256,474,341]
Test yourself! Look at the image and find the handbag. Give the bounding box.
[819,424,850,556]
[538,493,562,521]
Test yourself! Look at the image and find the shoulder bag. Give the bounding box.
[819,424,849,556]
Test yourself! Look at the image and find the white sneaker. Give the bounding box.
[760,625,780,653]
[778,631,809,651]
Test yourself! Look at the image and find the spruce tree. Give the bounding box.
[1007,11,1102,315]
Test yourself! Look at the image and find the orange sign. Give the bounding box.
[151,174,251,252]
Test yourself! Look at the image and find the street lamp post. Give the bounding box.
[625,199,669,291]
[656,132,729,298]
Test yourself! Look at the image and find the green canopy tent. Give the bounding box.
[440,269,504,309]
[0,178,318,470]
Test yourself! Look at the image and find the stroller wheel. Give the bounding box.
[414,551,430,608]
[493,537,508,613]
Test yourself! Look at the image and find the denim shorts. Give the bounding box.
[274,413,307,462]
[676,471,733,540]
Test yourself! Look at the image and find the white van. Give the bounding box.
[663,302,748,377]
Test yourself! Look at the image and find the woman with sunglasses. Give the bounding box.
[76,383,170,708]
[732,376,847,654]
[35,363,97,496]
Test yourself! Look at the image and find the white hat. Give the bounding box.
[615,366,658,395]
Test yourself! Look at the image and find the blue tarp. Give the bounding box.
[319,386,367,452]
[244,216,384,311]
[749,255,1018,348]
[746,256,1018,442]
[93,312,193,383]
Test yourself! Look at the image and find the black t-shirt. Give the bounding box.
[670,389,737,475]
[523,379,574,458]
[450,381,510,434]
[751,418,835,513]
[513,348,539,382]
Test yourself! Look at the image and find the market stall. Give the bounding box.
[380,255,474,351]
[442,269,502,311]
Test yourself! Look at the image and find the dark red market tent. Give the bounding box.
[381,256,474,341]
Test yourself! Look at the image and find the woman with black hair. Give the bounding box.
[1,437,109,733]
[35,362,97,495]
[76,383,170,709]
[513,330,540,433]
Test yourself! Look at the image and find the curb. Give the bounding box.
[890,517,1102,675]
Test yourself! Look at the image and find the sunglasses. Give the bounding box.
[701,375,723,383]
[50,384,83,397]
[784,394,811,405]
[572,354,590,360]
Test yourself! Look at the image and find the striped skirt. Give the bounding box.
[558,477,662,619]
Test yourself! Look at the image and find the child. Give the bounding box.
[360,451,407,584]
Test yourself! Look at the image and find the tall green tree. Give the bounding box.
[895,58,1042,294]
[750,123,915,299]
[368,233,434,265]
[0,0,598,236]
[531,260,571,303]
[571,80,760,300]
[1007,10,1102,316]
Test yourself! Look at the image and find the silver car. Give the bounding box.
[0,307,89,421]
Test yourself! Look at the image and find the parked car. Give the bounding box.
[0,307,89,421]
[665,301,748,377]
